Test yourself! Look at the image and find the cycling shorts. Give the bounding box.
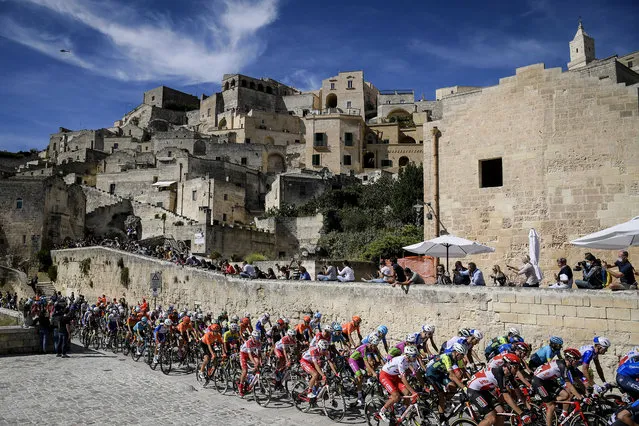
[616,374,639,400]
[300,358,319,375]
[200,341,213,356]
[531,377,560,403]
[348,358,365,376]
[379,370,406,394]
[274,348,285,359]
[468,388,501,416]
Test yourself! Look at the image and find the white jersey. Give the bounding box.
[382,355,419,376]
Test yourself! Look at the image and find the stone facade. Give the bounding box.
[304,113,364,174]
[143,86,200,111]
[320,71,379,121]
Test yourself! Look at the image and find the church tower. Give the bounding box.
[568,19,595,70]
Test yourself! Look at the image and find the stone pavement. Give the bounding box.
[0,343,365,426]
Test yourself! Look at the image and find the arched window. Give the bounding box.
[325,93,337,108]
[241,79,247,87]
[399,156,410,167]
[230,79,235,88]
[265,86,273,94]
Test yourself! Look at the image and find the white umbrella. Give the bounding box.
[570,216,639,249]
[529,229,543,282]
[403,234,495,271]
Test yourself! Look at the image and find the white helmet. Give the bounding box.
[459,328,471,337]
[244,312,251,319]
[471,330,484,340]
[368,335,380,346]
[422,324,435,334]
[508,327,520,336]
[323,324,333,332]
[251,330,261,339]
[406,333,417,344]
[164,319,173,327]
[595,336,611,348]
[93,307,100,313]
[287,329,296,337]
[317,340,329,350]
[262,312,270,319]
[453,343,468,355]
[230,323,239,332]
[404,346,418,358]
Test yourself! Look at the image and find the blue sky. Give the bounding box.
[0,0,637,151]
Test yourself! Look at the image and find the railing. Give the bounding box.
[308,108,361,116]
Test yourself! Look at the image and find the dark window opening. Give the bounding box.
[343,155,352,166]
[245,138,251,144]
[344,132,353,146]
[16,198,23,209]
[381,159,392,168]
[312,154,320,166]
[241,157,247,165]
[314,133,326,147]
[223,213,227,221]
[479,158,503,188]
[223,194,228,201]
[628,60,634,68]
[109,183,116,194]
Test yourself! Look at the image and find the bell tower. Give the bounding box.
[568,19,595,70]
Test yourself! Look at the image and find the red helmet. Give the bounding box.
[512,342,530,354]
[564,348,582,360]
[277,318,284,326]
[352,315,361,323]
[502,353,521,365]
[182,316,191,324]
[209,324,221,333]
[303,315,311,322]
[241,317,250,326]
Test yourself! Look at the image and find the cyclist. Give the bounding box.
[239,317,252,340]
[343,315,363,348]
[467,353,531,426]
[266,319,285,350]
[106,309,120,344]
[528,336,563,370]
[176,315,197,354]
[255,312,271,338]
[579,336,611,390]
[153,319,172,365]
[363,325,390,355]
[376,345,423,423]
[125,308,139,342]
[329,323,349,354]
[133,316,150,355]
[274,329,297,385]
[389,333,418,358]
[426,342,469,424]
[295,315,312,345]
[223,322,241,354]
[217,310,228,325]
[416,324,438,357]
[350,334,383,406]
[616,350,639,399]
[300,339,339,399]
[443,329,483,365]
[532,348,589,426]
[484,327,523,360]
[309,311,322,333]
[240,312,253,332]
[619,346,639,368]
[488,342,533,404]
[610,400,639,426]
[238,330,262,397]
[198,323,225,381]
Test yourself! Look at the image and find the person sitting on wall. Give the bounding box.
[362,259,394,283]
[575,258,604,290]
[396,267,424,293]
[337,261,355,282]
[239,261,257,279]
[507,255,539,287]
[490,265,507,286]
[605,250,639,291]
[436,264,452,285]
[317,261,338,281]
[452,261,470,285]
[549,258,574,289]
[266,268,277,279]
[299,266,311,280]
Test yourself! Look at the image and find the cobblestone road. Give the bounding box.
[0,343,365,426]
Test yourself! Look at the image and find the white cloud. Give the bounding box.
[1,0,279,84]
[282,69,321,92]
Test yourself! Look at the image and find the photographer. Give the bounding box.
[574,253,596,279]
[575,258,604,289]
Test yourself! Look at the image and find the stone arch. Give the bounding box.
[218,117,227,130]
[387,108,411,120]
[193,140,206,155]
[399,156,410,167]
[264,136,275,145]
[366,132,377,145]
[224,82,229,90]
[325,93,337,108]
[399,136,416,144]
[257,83,264,92]
[266,86,273,94]
[266,153,285,173]
[363,152,375,168]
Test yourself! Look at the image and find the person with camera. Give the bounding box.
[575,258,604,289]
[574,253,595,279]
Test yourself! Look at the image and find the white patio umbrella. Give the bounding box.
[529,229,543,282]
[570,216,639,249]
[403,234,495,271]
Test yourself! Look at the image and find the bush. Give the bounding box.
[80,258,91,275]
[37,249,52,271]
[174,221,184,226]
[120,267,130,288]
[47,265,58,282]
[209,251,221,260]
[245,253,267,264]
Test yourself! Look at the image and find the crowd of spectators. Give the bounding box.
[0,291,18,310]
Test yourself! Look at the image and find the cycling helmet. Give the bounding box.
[231,314,239,322]
[277,318,285,326]
[323,324,332,332]
[317,340,329,350]
[221,321,228,329]
[141,317,148,323]
[508,327,520,336]
[118,307,125,314]
[502,353,521,365]
[286,329,296,337]
[471,330,484,340]
[93,307,99,313]
[135,306,141,313]
[221,310,227,316]
[513,342,530,354]
[564,348,582,360]
[244,312,251,319]
[314,312,322,319]
[452,343,468,355]
[404,346,418,358]
[459,328,471,337]
[549,336,564,345]
[197,313,203,320]
[352,315,361,323]
[182,316,191,324]
[251,330,261,339]
[594,336,611,348]
[332,323,343,333]
[164,319,173,327]
[422,324,435,334]
[377,325,388,336]
[262,312,270,320]
[209,324,221,333]
[303,315,311,322]
[242,318,250,326]
[283,317,290,324]
[406,333,417,344]
[230,323,239,332]
[368,335,380,346]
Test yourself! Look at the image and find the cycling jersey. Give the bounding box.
[534,359,570,385]
[617,361,639,378]
[580,345,597,366]
[133,322,148,334]
[428,353,465,375]
[223,330,240,344]
[255,319,268,334]
[309,332,330,348]
[126,315,138,328]
[177,322,193,334]
[529,345,561,369]
[201,331,223,346]
[350,344,377,360]
[275,335,296,351]
[442,336,468,353]
[468,367,509,392]
[610,400,639,426]
[154,324,168,337]
[362,333,388,347]
[240,338,261,355]
[342,321,360,336]
[488,353,508,369]
[619,351,639,367]
[330,333,347,345]
[382,355,419,376]
[309,318,321,332]
[302,346,330,363]
[295,323,311,337]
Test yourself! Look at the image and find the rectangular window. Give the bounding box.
[479,158,503,188]
[207,108,211,117]
[381,159,392,168]
[22,235,26,244]
[241,157,247,165]
[109,183,116,194]
[244,138,251,144]
[192,190,197,201]
[151,96,155,101]
[313,133,326,147]
[347,80,353,89]
[16,198,23,209]
[157,202,163,208]
[222,213,227,222]
[312,154,321,166]
[295,139,300,144]
[344,132,353,146]
[346,101,352,109]
[153,176,158,183]
[628,60,634,68]
[223,194,228,201]
[215,156,221,161]
[330,83,335,90]
[343,155,352,166]
[113,143,118,149]
[382,139,390,144]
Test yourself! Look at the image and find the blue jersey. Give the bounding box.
[154,324,168,336]
[331,333,347,344]
[618,361,639,379]
[362,334,388,347]
[580,345,596,366]
[533,345,561,363]
[133,322,148,334]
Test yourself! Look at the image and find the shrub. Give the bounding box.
[80,258,91,275]
[47,265,58,282]
[120,267,130,288]
[245,253,267,264]
[209,251,221,260]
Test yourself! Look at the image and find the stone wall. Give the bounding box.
[0,326,48,355]
[52,246,638,379]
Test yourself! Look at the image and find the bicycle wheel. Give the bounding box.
[449,418,479,426]
[92,334,101,350]
[291,380,312,413]
[160,346,172,375]
[122,336,131,356]
[569,412,608,426]
[253,376,272,407]
[322,383,346,422]
[213,364,227,394]
[364,396,386,426]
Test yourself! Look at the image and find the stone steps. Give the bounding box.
[35,281,56,297]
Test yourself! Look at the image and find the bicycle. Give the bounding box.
[365,392,437,426]
[291,374,347,422]
[548,399,608,426]
[239,368,273,407]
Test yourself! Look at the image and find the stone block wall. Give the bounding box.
[0,326,50,355]
[52,247,638,379]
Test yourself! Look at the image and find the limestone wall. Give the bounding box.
[53,247,638,379]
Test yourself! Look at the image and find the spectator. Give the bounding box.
[575,253,596,280]
[337,261,355,282]
[239,261,256,279]
[233,264,241,275]
[317,261,338,281]
[266,268,277,279]
[275,264,289,280]
[605,250,639,291]
[390,258,406,283]
[436,264,452,285]
[575,258,604,289]
[459,262,485,286]
[57,308,72,358]
[299,266,311,280]
[362,259,394,283]
[50,303,63,354]
[452,261,470,285]
[490,265,507,286]
[32,308,50,354]
[549,258,573,289]
[399,267,425,286]
[507,255,539,287]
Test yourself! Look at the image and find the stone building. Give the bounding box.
[423,23,639,275]
[143,86,200,111]
[0,176,85,263]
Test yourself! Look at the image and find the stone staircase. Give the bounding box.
[35,272,56,296]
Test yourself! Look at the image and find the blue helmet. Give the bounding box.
[314,312,322,319]
[550,336,564,345]
[332,322,342,333]
[377,325,388,336]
